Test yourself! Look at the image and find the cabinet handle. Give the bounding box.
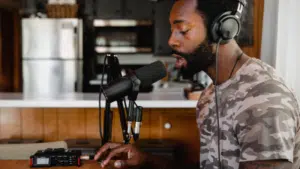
[164,122,172,130]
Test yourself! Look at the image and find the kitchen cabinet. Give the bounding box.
[151,108,199,163]
[153,0,173,55]
[95,0,153,19]
[124,0,154,19]
[81,0,94,16]
[0,9,21,92]
[0,0,20,9]
[95,0,122,19]
[0,107,199,163]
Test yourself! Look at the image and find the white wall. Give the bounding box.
[260,0,300,99]
[260,0,279,67]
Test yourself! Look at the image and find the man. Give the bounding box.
[94,0,300,169]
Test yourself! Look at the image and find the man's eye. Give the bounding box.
[180,30,189,35]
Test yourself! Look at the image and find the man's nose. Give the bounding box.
[168,33,180,49]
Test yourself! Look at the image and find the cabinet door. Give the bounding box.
[125,0,154,19]
[95,0,122,19]
[81,0,94,16]
[150,108,199,164]
[153,0,173,55]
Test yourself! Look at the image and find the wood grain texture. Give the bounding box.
[0,12,2,76]
[153,108,199,163]
[0,160,112,169]
[0,108,199,163]
[0,9,21,92]
[43,108,58,141]
[13,11,21,92]
[85,108,101,139]
[21,108,44,139]
[57,108,86,140]
[0,0,20,9]
[0,108,21,139]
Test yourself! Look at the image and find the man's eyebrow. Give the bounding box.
[173,19,186,24]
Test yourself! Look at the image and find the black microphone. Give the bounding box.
[102,60,167,103]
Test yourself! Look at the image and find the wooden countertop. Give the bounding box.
[0,89,198,108]
[0,160,116,169]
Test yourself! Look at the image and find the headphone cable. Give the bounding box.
[215,38,222,169]
[215,40,243,169]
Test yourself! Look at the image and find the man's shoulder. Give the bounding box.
[231,58,300,126]
[228,58,294,99]
[239,58,298,107]
[238,58,285,85]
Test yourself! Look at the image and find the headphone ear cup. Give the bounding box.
[219,15,241,40]
[210,13,223,43]
[210,11,241,44]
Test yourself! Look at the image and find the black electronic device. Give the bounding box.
[29,148,81,168]
[210,0,247,44]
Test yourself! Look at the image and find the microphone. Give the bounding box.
[134,106,143,140]
[102,60,167,103]
[102,60,166,142]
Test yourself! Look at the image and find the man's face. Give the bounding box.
[169,0,215,78]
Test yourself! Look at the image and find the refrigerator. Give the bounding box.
[22,18,83,97]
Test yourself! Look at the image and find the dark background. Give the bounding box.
[236,0,254,46]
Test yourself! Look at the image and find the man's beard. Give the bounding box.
[173,42,215,79]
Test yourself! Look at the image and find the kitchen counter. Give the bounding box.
[0,88,198,108]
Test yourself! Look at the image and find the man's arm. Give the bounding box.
[239,160,292,169]
[234,80,300,169]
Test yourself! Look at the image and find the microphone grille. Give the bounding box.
[135,61,167,88]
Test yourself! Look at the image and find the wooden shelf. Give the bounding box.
[93,19,153,27]
[95,46,152,53]
[0,0,20,9]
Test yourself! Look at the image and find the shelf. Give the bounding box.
[93,19,153,27]
[95,46,152,53]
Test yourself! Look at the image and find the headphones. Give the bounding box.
[210,0,247,44]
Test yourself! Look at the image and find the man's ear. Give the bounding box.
[209,43,217,54]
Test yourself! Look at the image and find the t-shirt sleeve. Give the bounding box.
[234,80,299,163]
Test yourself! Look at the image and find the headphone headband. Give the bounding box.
[209,0,247,44]
[234,0,247,19]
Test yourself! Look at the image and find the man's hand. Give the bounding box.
[94,142,147,168]
[239,160,292,169]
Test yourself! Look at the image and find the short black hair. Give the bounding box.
[174,0,246,42]
[173,0,241,24]
[196,0,240,26]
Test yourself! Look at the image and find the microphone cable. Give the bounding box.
[214,38,222,169]
[99,55,108,141]
[98,54,133,144]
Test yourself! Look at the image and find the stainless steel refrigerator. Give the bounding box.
[22,18,83,96]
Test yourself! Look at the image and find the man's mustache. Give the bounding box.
[171,45,213,59]
[171,50,191,59]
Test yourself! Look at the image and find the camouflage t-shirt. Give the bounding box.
[196,58,300,169]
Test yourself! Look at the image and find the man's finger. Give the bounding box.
[114,155,142,168]
[94,143,121,160]
[114,160,127,168]
[101,145,130,167]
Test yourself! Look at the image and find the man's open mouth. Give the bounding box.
[172,53,186,69]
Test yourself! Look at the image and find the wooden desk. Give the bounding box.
[0,160,115,169]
